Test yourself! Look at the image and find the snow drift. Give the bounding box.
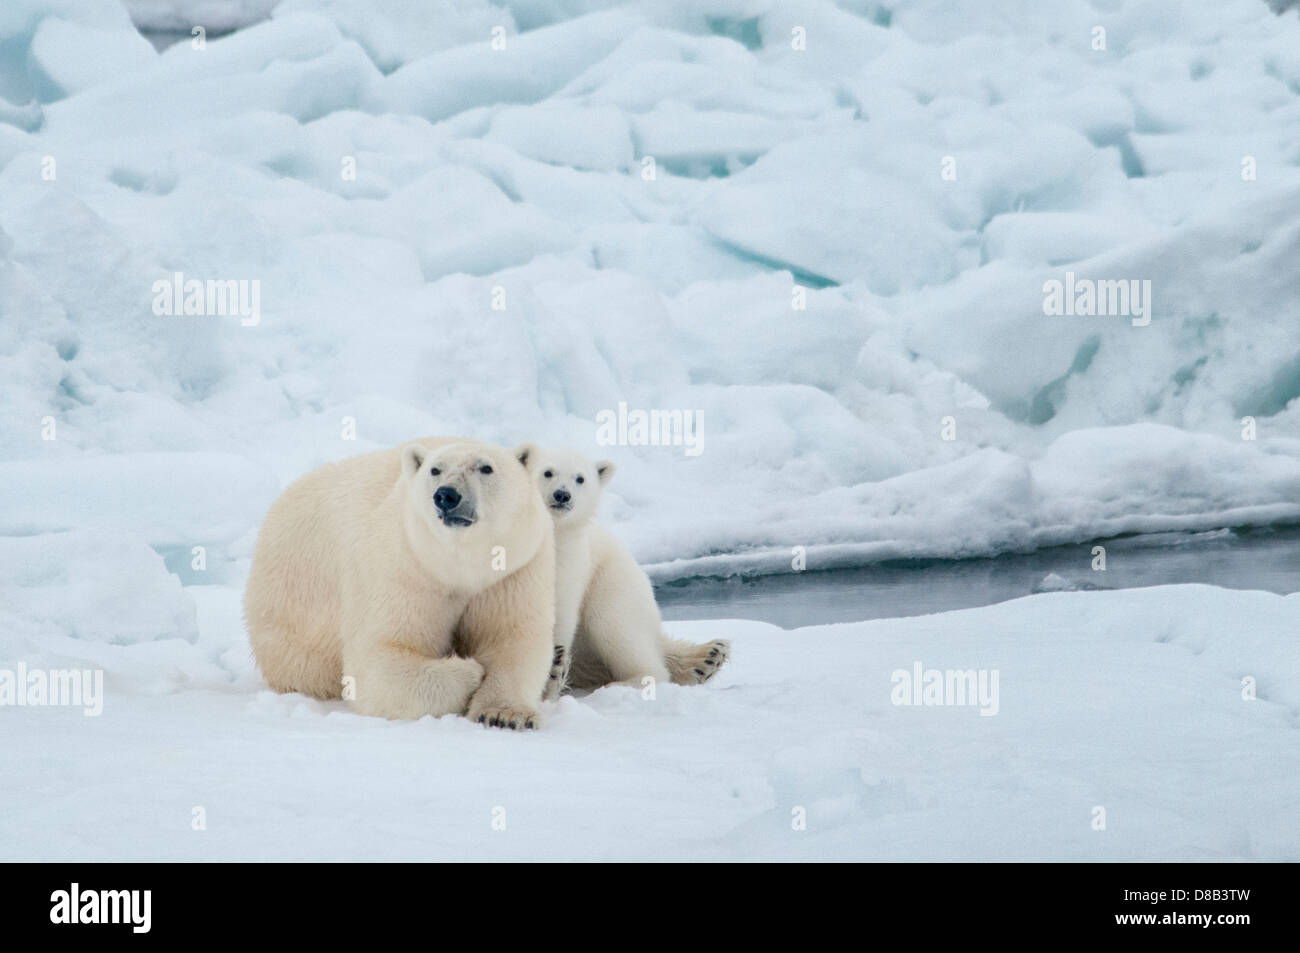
[2,0,1299,582]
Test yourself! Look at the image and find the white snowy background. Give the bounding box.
[1,0,1298,860]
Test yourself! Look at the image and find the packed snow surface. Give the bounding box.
[3,582,1297,861]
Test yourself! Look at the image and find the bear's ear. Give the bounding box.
[514,442,540,472]
[595,460,615,486]
[401,443,427,480]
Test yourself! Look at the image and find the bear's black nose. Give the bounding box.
[434,485,462,513]
[553,489,571,505]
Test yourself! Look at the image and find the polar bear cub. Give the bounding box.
[245,438,555,729]
[521,445,730,699]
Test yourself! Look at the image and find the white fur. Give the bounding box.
[244,437,555,729]
[529,447,730,697]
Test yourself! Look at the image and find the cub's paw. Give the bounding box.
[666,639,731,685]
[541,644,571,702]
[470,704,540,731]
[693,639,731,683]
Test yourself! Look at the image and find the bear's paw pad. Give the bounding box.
[697,640,731,681]
[670,639,731,685]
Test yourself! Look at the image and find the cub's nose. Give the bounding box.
[434,485,462,513]
[553,489,571,505]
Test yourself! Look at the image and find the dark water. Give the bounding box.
[656,526,1300,629]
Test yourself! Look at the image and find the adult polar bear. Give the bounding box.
[245,438,554,729]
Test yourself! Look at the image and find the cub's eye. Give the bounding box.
[430,467,441,476]
[543,470,553,478]
[479,465,493,474]
[575,475,585,484]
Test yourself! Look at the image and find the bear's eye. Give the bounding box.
[479,465,493,475]
[543,470,553,479]
[430,467,441,476]
[575,475,585,484]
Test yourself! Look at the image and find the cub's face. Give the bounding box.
[401,441,531,541]
[526,447,614,527]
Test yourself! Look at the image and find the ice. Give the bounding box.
[29,17,157,99]
[273,0,511,72]
[692,130,963,291]
[0,531,198,652]
[487,103,633,171]
[379,9,643,121]
[0,452,279,545]
[3,584,1296,860]
[1,0,1297,572]
[0,1,1297,573]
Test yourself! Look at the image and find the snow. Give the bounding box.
[3,0,1298,579]
[487,103,633,171]
[3,581,1296,860]
[0,453,279,544]
[1,0,1299,859]
[28,18,158,99]
[0,531,198,649]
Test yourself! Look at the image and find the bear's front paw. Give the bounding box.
[541,644,570,702]
[470,704,540,731]
[447,656,487,710]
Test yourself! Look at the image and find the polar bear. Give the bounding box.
[523,446,729,699]
[244,438,554,729]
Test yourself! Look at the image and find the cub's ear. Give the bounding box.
[514,442,540,472]
[595,460,616,486]
[401,443,427,479]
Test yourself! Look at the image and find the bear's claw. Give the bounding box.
[473,705,540,730]
[541,644,571,702]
